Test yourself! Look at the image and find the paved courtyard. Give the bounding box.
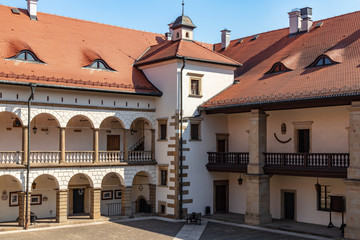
[0,218,331,240]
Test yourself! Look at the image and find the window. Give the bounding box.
[8,50,44,63]
[158,201,167,215]
[84,59,115,71]
[160,170,167,186]
[188,73,203,97]
[157,118,168,141]
[307,55,337,68]
[265,62,291,74]
[190,119,202,141]
[318,185,331,211]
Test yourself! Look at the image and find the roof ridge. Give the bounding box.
[192,40,242,65]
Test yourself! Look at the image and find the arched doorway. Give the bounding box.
[68,174,93,216]
[100,173,124,216]
[0,175,22,223]
[132,171,152,214]
[31,174,59,221]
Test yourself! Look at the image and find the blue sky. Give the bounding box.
[0,0,358,43]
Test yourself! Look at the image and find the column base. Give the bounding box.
[245,212,272,225]
[345,179,360,239]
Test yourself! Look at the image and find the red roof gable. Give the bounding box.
[203,11,360,110]
[135,39,241,67]
[0,5,165,95]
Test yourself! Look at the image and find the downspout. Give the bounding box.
[25,83,36,230]
[179,57,186,219]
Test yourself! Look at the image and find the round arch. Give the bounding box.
[66,115,94,128]
[68,173,94,188]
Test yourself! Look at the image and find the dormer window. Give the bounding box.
[84,59,115,71]
[8,50,44,63]
[307,55,337,68]
[265,62,291,74]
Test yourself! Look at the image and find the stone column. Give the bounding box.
[56,189,68,223]
[22,127,28,165]
[93,129,99,163]
[149,184,156,213]
[123,130,129,162]
[90,188,101,219]
[18,191,31,227]
[345,102,360,239]
[121,186,132,216]
[150,129,155,161]
[59,128,66,164]
[245,109,272,225]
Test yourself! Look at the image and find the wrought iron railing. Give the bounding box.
[207,152,249,165]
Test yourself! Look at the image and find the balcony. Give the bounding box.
[206,152,249,172]
[207,152,349,178]
[264,153,349,178]
[0,150,155,167]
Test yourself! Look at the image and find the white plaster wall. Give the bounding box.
[183,114,228,214]
[228,113,251,152]
[267,106,349,153]
[0,176,22,222]
[0,126,22,151]
[270,175,346,227]
[228,173,247,214]
[30,189,56,219]
[100,186,122,215]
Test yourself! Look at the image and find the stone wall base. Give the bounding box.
[345,179,360,240]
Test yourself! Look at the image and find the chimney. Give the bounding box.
[300,7,313,32]
[288,9,301,35]
[27,0,38,20]
[221,29,231,49]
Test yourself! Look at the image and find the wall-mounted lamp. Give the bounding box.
[237,177,243,185]
[13,118,22,127]
[130,128,138,135]
[315,178,320,191]
[32,126,38,134]
[32,181,37,189]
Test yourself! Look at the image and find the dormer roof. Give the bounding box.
[170,15,196,30]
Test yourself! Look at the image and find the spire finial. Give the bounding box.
[182,0,185,16]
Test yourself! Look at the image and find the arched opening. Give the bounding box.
[30,113,60,163]
[0,112,23,164]
[100,173,124,216]
[31,174,59,222]
[68,173,93,217]
[66,115,94,163]
[0,175,22,223]
[99,117,125,162]
[129,118,154,162]
[131,171,152,214]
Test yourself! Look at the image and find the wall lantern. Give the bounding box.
[139,184,143,191]
[32,181,37,190]
[130,128,138,135]
[315,178,320,191]
[237,177,243,185]
[32,126,38,134]
[13,118,22,127]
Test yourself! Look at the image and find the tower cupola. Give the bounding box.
[170,1,196,41]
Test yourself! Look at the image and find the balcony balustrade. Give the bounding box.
[207,152,349,177]
[0,151,23,164]
[99,151,124,163]
[128,151,153,163]
[30,151,60,164]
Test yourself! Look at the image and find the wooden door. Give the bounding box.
[215,185,227,212]
[217,140,226,152]
[297,129,309,153]
[284,192,295,220]
[73,188,85,214]
[107,135,120,151]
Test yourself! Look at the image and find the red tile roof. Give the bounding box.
[0,5,165,95]
[202,11,360,110]
[135,39,241,67]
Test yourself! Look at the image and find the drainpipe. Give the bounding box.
[25,83,36,230]
[179,57,186,219]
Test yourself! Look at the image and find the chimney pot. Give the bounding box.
[27,0,38,20]
[221,29,231,49]
[288,9,301,35]
[300,7,313,32]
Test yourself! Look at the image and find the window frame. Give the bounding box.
[265,62,291,75]
[189,119,202,141]
[188,73,204,98]
[317,185,331,211]
[292,121,313,153]
[157,118,168,141]
[84,59,115,71]
[8,50,45,64]
[158,165,168,187]
[307,55,338,68]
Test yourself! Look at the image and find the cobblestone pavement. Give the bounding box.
[200,222,316,240]
[0,219,184,240]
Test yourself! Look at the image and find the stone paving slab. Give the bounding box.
[173,219,208,240]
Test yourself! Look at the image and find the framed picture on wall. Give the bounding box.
[114,190,122,199]
[102,190,113,200]
[9,192,19,207]
[30,194,42,205]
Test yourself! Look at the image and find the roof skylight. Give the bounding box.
[84,59,115,71]
[8,50,44,63]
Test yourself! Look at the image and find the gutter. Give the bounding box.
[0,80,162,97]
[179,57,186,219]
[25,83,36,230]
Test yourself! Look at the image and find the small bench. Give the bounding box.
[186,212,202,225]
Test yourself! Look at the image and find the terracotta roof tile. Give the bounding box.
[202,11,360,109]
[0,5,165,94]
[135,39,241,67]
